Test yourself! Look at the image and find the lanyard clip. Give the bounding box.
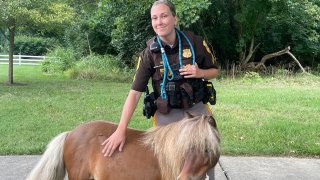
[160,47,165,54]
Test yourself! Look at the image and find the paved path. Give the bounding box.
[1,155,319,180]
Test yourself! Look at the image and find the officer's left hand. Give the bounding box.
[179,63,203,79]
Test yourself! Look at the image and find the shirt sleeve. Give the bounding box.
[131,49,155,92]
[194,35,218,69]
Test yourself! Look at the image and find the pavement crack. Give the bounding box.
[218,160,230,180]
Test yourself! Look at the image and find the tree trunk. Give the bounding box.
[287,51,305,73]
[241,36,260,67]
[8,18,15,85]
[255,46,306,73]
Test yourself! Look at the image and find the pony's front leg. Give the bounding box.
[66,170,94,180]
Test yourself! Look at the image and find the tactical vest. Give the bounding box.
[148,34,190,91]
[147,32,206,110]
[142,32,217,117]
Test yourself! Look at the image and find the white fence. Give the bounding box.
[0,54,45,66]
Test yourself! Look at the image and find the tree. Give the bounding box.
[189,0,239,68]
[258,0,320,67]
[0,0,74,85]
[194,0,320,71]
[61,0,104,57]
[231,0,273,68]
[188,0,272,69]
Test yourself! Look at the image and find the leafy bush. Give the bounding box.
[14,36,58,55]
[67,54,135,82]
[273,69,293,77]
[242,71,263,83]
[42,47,76,73]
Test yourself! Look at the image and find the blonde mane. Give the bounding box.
[142,115,220,180]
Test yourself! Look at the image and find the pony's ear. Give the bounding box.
[208,116,217,128]
[184,111,195,119]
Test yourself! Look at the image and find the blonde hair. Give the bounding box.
[142,115,220,180]
[152,0,176,16]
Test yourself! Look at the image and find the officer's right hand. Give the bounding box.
[101,129,126,157]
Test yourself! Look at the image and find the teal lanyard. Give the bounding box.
[156,29,195,100]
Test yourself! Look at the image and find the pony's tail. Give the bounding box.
[26,131,69,180]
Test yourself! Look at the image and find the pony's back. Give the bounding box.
[63,121,162,180]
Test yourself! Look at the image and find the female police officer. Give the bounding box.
[102,0,218,178]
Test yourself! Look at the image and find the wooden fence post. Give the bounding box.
[19,54,21,66]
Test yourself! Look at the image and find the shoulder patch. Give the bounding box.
[136,56,141,70]
[203,40,212,54]
[203,40,216,64]
[133,56,142,82]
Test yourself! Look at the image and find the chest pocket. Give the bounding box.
[150,52,163,81]
[182,57,193,67]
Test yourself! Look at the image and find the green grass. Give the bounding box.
[0,65,150,154]
[216,82,320,157]
[0,65,319,157]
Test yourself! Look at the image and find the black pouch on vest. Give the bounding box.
[156,97,171,114]
[143,86,157,119]
[180,83,194,108]
[166,81,181,108]
[203,81,217,105]
[192,80,205,103]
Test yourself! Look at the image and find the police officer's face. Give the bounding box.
[151,4,177,41]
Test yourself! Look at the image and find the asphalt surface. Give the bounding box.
[1,155,319,180]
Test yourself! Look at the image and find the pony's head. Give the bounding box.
[142,114,220,180]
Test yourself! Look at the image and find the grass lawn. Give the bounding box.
[0,65,319,157]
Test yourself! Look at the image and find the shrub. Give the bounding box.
[67,54,135,82]
[14,36,59,55]
[273,69,293,77]
[242,71,263,83]
[42,47,76,73]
